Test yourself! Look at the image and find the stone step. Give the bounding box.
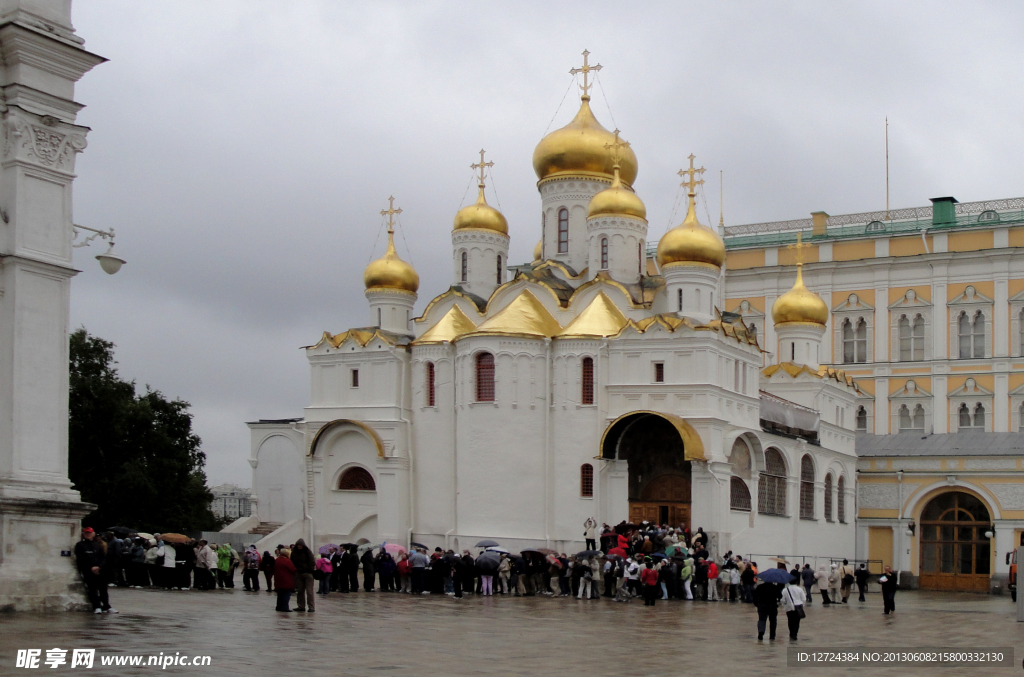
[249,522,283,536]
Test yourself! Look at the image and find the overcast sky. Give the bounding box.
[68,1,1024,486]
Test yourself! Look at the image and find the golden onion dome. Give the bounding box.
[453,186,508,235]
[363,230,419,293]
[656,194,725,269]
[533,96,638,185]
[772,266,828,326]
[588,164,646,220]
[533,239,542,262]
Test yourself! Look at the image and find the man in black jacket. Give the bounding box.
[855,563,871,602]
[753,581,782,641]
[341,546,359,592]
[880,565,898,614]
[290,538,317,612]
[75,528,114,614]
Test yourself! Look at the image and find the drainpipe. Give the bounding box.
[447,341,458,550]
[920,228,931,254]
[399,347,416,550]
[301,486,313,548]
[544,337,552,547]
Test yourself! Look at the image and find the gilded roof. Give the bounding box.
[412,305,478,344]
[557,291,630,338]
[307,327,410,350]
[761,362,858,390]
[470,289,562,338]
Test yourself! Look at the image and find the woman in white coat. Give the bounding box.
[781,577,807,641]
[814,564,831,605]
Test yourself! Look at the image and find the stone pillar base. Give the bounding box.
[0,497,96,612]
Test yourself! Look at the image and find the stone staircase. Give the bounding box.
[249,522,283,537]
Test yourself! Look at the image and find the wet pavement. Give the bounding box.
[2,586,1022,676]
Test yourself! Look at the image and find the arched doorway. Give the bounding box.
[918,491,992,591]
[601,411,703,529]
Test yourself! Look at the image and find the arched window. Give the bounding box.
[580,463,594,497]
[581,357,595,405]
[913,404,925,430]
[959,310,985,358]
[856,406,868,431]
[557,208,569,253]
[730,477,751,511]
[1019,402,1024,432]
[842,318,867,363]
[338,467,376,491]
[600,238,608,270]
[959,402,972,428]
[837,476,846,522]
[758,448,787,516]
[677,288,683,312]
[799,455,815,519]
[426,362,435,407]
[748,323,757,341]
[496,254,502,285]
[461,251,468,282]
[1019,308,1024,357]
[475,352,495,402]
[962,403,986,430]
[823,473,833,522]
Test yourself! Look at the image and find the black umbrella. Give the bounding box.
[475,539,500,548]
[105,526,134,537]
[339,543,357,549]
[576,549,603,559]
[476,551,501,572]
[410,542,429,550]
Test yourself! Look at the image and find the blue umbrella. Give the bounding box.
[757,567,791,584]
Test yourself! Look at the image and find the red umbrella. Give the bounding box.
[608,547,628,558]
[546,554,563,569]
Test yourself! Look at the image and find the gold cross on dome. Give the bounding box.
[380,196,402,234]
[470,148,494,187]
[677,153,705,196]
[604,129,630,165]
[786,231,811,266]
[569,49,602,99]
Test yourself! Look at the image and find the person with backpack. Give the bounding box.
[838,559,855,603]
[242,546,262,591]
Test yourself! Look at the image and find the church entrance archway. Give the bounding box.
[601,411,704,529]
[918,490,993,592]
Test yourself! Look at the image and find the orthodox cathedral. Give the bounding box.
[243,54,859,560]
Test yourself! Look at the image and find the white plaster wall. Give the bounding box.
[254,433,305,524]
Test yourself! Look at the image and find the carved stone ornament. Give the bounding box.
[1,111,88,171]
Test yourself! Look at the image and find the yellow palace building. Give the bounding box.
[720,195,1024,593]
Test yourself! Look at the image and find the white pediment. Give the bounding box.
[947,377,993,398]
[948,285,993,306]
[888,289,932,310]
[889,379,933,400]
[833,292,875,313]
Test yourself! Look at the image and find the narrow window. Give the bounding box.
[1019,309,1024,357]
[799,455,815,519]
[638,240,644,276]
[854,318,867,362]
[899,404,911,430]
[972,311,985,358]
[959,402,972,428]
[856,406,867,431]
[790,342,795,361]
[496,254,502,285]
[973,403,986,429]
[898,315,911,361]
[557,208,569,253]
[958,311,971,358]
[461,251,468,282]
[749,323,757,341]
[842,319,855,363]
[377,308,382,326]
[837,476,846,521]
[677,288,683,312]
[654,362,664,383]
[351,369,359,388]
[824,473,834,522]
[426,362,435,407]
[580,464,594,497]
[730,477,751,511]
[734,360,740,391]
[911,314,924,360]
[913,404,925,430]
[475,352,495,402]
[600,238,608,270]
[758,449,788,516]
[581,357,594,405]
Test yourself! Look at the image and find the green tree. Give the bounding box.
[69,328,220,533]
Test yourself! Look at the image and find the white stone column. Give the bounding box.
[994,273,1009,358]
[875,285,889,362]
[932,265,949,360]
[874,377,889,434]
[0,1,105,610]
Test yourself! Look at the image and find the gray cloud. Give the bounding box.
[68,0,1024,484]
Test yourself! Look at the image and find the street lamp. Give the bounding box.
[73,224,125,275]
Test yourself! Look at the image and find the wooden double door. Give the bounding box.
[918,491,992,592]
[629,473,691,529]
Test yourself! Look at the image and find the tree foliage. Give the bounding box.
[69,328,220,533]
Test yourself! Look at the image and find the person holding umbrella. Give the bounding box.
[476,550,500,595]
[753,569,786,641]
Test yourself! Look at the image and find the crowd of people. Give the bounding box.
[76,520,896,637]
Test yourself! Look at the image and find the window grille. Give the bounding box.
[338,467,375,491]
[837,476,846,522]
[475,352,495,402]
[557,208,569,253]
[799,454,815,519]
[959,402,972,428]
[758,448,787,516]
[730,477,751,511]
[600,238,608,269]
[824,473,833,522]
[496,255,502,285]
[426,362,435,407]
[351,369,359,388]
[581,357,594,405]
[654,362,664,383]
[461,251,468,282]
[580,463,594,497]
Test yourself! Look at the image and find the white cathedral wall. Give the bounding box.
[409,347,457,540]
[251,430,305,525]
[314,429,381,540]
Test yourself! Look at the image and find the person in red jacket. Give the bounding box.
[274,549,297,612]
[640,558,660,606]
[396,553,413,593]
[707,560,720,601]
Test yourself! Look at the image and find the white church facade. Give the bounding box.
[239,55,859,561]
